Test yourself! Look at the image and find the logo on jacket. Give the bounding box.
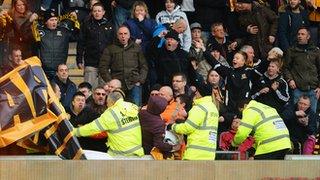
[241,74,247,80]
[57,31,62,36]
[39,30,45,37]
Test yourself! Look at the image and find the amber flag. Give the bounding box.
[0,57,85,159]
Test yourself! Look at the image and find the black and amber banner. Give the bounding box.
[0,57,85,159]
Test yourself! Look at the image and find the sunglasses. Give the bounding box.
[95,92,106,96]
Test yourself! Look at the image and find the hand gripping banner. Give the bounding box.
[0,57,86,159]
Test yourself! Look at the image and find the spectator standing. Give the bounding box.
[283,27,320,113]
[31,9,79,80]
[99,25,148,106]
[277,0,309,51]
[235,0,278,60]
[76,3,114,88]
[111,0,135,30]
[156,0,191,52]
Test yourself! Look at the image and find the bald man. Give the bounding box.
[105,79,122,95]
[159,86,184,124]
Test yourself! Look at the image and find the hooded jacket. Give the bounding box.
[155,5,191,52]
[139,96,173,154]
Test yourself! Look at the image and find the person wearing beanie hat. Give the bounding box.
[27,9,80,80]
[43,9,58,23]
[165,30,180,43]
[156,0,191,52]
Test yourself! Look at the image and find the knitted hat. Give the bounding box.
[43,9,58,22]
[165,30,180,42]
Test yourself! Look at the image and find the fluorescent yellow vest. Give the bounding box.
[173,96,219,160]
[74,99,144,157]
[232,100,291,155]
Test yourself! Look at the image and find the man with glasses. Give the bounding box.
[172,72,195,98]
[87,86,107,115]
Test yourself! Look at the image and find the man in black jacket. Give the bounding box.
[67,92,108,152]
[76,3,114,88]
[281,95,318,154]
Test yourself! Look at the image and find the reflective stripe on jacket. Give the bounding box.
[74,98,144,157]
[172,96,219,160]
[232,100,291,155]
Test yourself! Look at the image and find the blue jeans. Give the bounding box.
[113,6,130,30]
[292,89,318,113]
[130,85,142,107]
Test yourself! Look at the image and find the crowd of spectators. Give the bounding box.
[1,0,320,159]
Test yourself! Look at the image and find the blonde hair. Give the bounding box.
[131,1,150,19]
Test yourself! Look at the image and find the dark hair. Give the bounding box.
[298,26,311,35]
[172,72,187,82]
[72,91,86,101]
[56,63,67,72]
[162,0,182,10]
[176,94,192,112]
[78,82,92,91]
[92,2,105,10]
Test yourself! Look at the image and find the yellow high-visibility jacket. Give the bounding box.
[73,98,144,157]
[172,96,219,160]
[232,100,291,155]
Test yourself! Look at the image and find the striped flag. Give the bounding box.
[0,56,85,159]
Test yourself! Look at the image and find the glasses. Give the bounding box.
[95,92,106,96]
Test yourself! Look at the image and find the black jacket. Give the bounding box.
[150,36,188,85]
[67,107,108,152]
[204,51,267,114]
[253,73,290,113]
[76,16,114,67]
[281,104,318,143]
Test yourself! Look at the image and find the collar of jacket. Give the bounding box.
[193,96,213,106]
[263,71,280,80]
[114,39,135,49]
[91,17,109,25]
[111,98,139,117]
[293,42,319,52]
[166,5,181,15]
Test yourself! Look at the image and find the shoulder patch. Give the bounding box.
[39,30,45,37]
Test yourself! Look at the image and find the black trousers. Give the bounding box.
[254,149,289,160]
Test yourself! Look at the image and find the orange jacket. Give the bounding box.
[161,100,186,124]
